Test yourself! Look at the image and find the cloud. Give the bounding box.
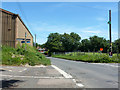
[31,22,75,33]
[3,0,119,2]
[30,21,118,44]
[80,26,102,34]
[92,4,118,13]
[96,17,106,21]
[82,30,101,34]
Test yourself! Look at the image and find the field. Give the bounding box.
[1,44,51,66]
[52,52,120,63]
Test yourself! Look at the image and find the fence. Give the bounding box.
[53,51,120,59]
[53,51,89,56]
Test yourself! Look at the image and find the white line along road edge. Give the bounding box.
[72,79,84,87]
[19,68,27,72]
[51,65,84,88]
[90,63,119,67]
[51,65,72,79]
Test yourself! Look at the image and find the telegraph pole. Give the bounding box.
[35,34,36,47]
[25,32,27,51]
[108,10,112,57]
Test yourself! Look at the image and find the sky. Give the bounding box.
[2,2,118,44]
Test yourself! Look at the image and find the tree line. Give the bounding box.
[39,32,120,53]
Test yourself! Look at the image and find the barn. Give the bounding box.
[0,8,33,48]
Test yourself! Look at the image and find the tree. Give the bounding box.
[89,35,108,52]
[45,32,81,52]
[102,40,109,53]
[61,33,73,52]
[45,33,64,52]
[113,38,120,53]
[61,32,81,52]
[45,32,119,54]
[80,39,90,52]
[33,42,40,48]
[70,32,81,41]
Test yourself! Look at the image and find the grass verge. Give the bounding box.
[52,53,120,63]
[1,44,51,66]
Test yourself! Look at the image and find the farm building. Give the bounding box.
[38,48,46,54]
[0,8,33,48]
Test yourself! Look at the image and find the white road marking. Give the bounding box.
[2,74,84,87]
[24,64,46,67]
[76,83,84,87]
[51,65,72,79]
[72,79,84,88]
[91,63,119,67]
[1,68,27,72]
[19,68,27,72]
[6,67,13,68]
[33,65,46,67]
[1,74,64,79]
[51,65,84,88]
[34,76,64,79]
[8,70,12,72]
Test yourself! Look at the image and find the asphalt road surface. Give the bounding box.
[48,57,119,88]
[1,65,79,88]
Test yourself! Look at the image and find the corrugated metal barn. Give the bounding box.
[0,8,33,48]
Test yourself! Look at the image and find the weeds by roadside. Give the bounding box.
[1,45,51,66]
[52,52,120,63]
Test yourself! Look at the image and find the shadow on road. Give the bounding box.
[0,69,6,71]
[0,79,24,88]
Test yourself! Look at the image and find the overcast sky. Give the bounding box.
[2,2,118,44]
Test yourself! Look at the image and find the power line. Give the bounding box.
[16,1,34,35]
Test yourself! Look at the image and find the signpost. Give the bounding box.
[25,32,27,51]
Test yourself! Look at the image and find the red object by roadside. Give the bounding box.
[100,48,103,51]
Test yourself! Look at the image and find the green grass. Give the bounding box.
[1,44,51,66]
[52,52,120,63]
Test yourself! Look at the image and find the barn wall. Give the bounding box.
[1,11,16,48]
[0,10,2,46]
[16,17,33,46]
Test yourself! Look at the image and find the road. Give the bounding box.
[1,65,79,88]
[48,57,119,88]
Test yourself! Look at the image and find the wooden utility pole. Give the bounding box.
[35,34,36,47]
[25,32,27,51]
[108,10,112,56]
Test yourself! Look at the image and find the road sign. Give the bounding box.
[25,32,27,37]
[27,41,30,43]
[21,41,25,43]
[107,21,111,24]
[100,48,103,51]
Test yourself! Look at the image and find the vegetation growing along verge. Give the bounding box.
[1,44,51,66]
[52,52,120,63]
